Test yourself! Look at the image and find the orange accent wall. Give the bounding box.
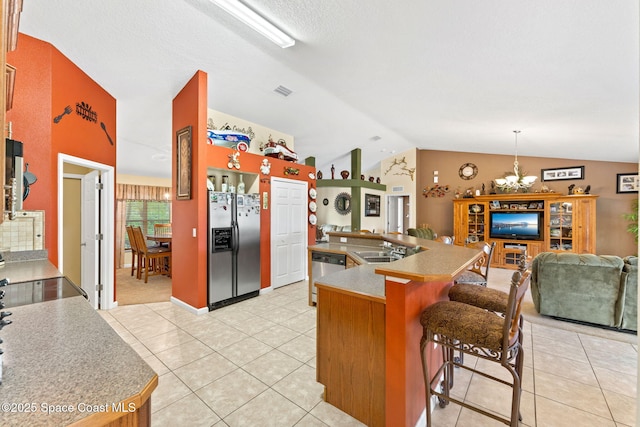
[171,71,209,309]
[172,70,316,309]
[6,33,116,267]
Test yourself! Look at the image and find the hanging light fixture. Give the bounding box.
[494,130,537,192]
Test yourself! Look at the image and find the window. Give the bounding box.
[125,201,171,249]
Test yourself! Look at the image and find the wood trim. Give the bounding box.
[6,0,22,51]
[316,282,386,304]
[5,62,14,110]
[68,374,158,427]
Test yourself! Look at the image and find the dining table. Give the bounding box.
[146,234,172,248]
[146,234,172,276]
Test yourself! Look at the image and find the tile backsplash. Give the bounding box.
[0,211,45,252]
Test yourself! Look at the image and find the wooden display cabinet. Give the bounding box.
[453,193,598,269]
[452,199,486,245]
[546,195,597,254]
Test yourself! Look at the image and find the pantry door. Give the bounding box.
[271,177,307,288]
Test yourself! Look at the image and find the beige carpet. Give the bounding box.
[115,267,172,306]
[490,267,637,345]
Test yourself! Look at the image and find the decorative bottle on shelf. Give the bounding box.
[237,174,245,194]
[221,175,229,193]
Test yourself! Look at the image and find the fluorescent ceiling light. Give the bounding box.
[209,0,295,48]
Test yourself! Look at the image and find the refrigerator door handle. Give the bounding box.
[233,223,240,253]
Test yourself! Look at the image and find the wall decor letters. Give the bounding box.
[76,101,98,123]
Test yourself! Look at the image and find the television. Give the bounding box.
[489,211,543,241]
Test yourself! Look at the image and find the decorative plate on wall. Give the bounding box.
[458,163,478,180]
[309,201,317,212]
[309,214,317,225]
[309,188,317,199]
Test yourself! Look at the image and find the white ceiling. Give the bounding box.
[18,0,639,178]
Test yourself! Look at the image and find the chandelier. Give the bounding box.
[494,130,537,192]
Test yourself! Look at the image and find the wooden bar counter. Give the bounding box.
[313,233,482,427]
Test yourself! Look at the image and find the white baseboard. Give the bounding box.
[170,296,209,315]
[259,286,273,295]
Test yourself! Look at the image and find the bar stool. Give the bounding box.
[453,241,495,287]
[419,268,531,427]
[450,249,527,314]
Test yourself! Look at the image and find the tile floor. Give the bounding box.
[99,273,637,427]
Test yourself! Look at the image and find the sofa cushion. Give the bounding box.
[620,256,638,331]
[531,252,624,327]
[407,228,436,240]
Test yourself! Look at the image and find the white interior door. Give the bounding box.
[81,170,100,308]
[386,194,411,233]
[59,154,115,310]
[271,178,307,288]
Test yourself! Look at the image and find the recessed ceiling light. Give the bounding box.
[209,0,295,48]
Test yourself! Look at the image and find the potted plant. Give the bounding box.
[623,199,638,242]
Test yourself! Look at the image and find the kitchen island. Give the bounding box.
[1,259,158,426]
[311,232,482,427]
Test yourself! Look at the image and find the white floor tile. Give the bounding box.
[106,271,638,427]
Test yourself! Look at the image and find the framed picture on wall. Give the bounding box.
[541,166,584,181]
[176,126,192,200]
[364,193,381,217]
[616,173,639,193]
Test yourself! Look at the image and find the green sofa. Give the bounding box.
[620,256,637,330]
[407,227,436,240]
[531,252,637,332]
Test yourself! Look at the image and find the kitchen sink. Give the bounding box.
[353,251,389,257]
[362,256,394,263]
[353,250,397,263]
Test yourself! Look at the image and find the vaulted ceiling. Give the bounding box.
[19,0,639,178]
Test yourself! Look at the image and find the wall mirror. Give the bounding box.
[334,192,351,215]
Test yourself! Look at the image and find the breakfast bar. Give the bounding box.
[311,232,482,427]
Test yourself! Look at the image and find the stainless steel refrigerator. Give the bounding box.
[208,191,261,310]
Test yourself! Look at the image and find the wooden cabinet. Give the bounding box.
[452,199,486,244]
[1,0,23,223]
[546,195,597,254]
[316,284,385,427]
[453,193,598,268]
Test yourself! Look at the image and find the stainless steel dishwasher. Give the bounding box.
[311,251,346,303]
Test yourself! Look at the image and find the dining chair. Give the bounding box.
[154,223,171,236]
[132,226,171,283]
[125,226,139,277]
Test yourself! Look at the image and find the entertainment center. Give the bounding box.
[453,193,598,269]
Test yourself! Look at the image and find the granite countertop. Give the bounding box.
[0,259,62,283]
[1,296,157,426]
[315,264,386,302]
[310,232,483,299]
